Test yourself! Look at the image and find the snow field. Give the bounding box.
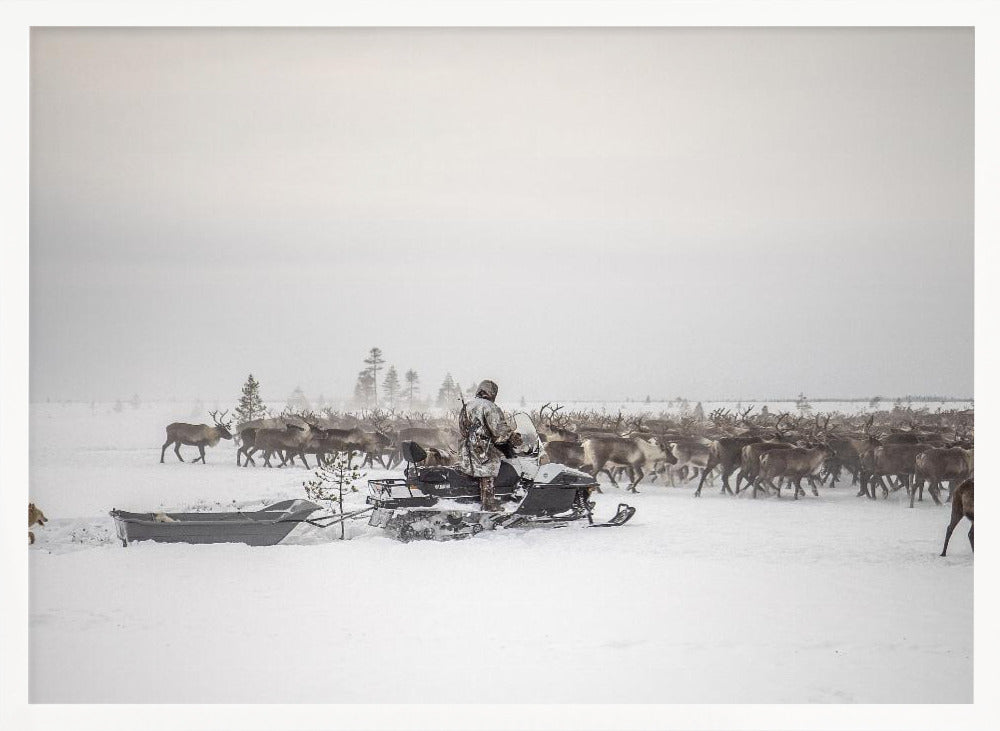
[29,403,972,703]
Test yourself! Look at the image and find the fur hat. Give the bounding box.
[475,380,499,401]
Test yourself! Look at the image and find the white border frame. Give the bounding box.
[2,2,995,729]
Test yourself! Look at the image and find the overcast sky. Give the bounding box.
[29,27,973,404]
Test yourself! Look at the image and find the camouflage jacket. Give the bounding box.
[456,397,514,477]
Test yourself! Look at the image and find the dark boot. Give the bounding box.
[480,476,501,512]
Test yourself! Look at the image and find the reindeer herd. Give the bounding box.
[159,403,973,506]
[533,404,974,507]
[160,409,434,471]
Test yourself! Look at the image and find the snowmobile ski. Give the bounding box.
[587,502,637,527]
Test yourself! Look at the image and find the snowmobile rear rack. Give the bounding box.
[367,478,440,508]
[301,506,375,528]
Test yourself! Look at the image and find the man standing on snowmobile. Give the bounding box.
[457,379,519,512]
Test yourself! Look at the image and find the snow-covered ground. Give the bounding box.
[29,402,972,703]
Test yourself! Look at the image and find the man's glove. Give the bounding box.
[508,432,524,448]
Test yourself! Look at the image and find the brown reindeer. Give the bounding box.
[316,427,393,469]
[940,478,973,556]
[735,441,794,495]
[755,445,831,499]
[540,439,589,473]
[160,410,234,463]
[824,436,863,487]
[914,447,973,507]
[693,407,763,497]
[733,414,797,495]
[395,426,458,463]
[695,435,762,496]
[536,403,579,443]
[250,421,314,467]
[271,425,389,469]
[235,416,290,464]
[237,424,299,467]
[664,438,713,486]
[863,443,929,504]
[580,434,675,493]
[29,503,47,544]
[237,426,261,466]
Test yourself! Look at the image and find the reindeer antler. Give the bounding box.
[774,413,790,439]
[809,413,830,440]
[863,414,875,437]
[209,409,232,429]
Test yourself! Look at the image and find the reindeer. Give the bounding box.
[735,442,794,495]
[235,416,289,464]
[536,403,578,443]
[823,435,863,487]
[851,415,887,497]
[940,478,973,556]
[395,426,457,461]
[238,414,320,467]
[250,421,314,468]
[309,427,393,469]
[237,427,263,466]
[691,407,762,497]
[914,447,973,507]
[540,439,589,477]
[29,503,47,545]
[160,410,234,464]
[580,434,676,493]
[361,409,398,466]
[663,438,713,486]
[733,414,796,495]
[862,443,929,504]
[356,430,395,469]
[755,444,831,499]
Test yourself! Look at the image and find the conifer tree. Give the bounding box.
[235,374,266,426]
[363,347,385,407]
[354,370,375,408]
[383,366,400,408]
[303,453,365,541]
[405,369,420,408]
[437,373,457,407]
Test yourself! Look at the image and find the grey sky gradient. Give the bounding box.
[30,27,973,403]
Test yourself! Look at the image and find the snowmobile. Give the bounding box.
[366,412,636,541]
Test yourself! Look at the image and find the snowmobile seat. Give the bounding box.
[411,461,521,498]
[401,441,427,465]
[414,462,519,488]
[416,467,479,489]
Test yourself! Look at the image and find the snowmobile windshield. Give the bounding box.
[509,412,540,455]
